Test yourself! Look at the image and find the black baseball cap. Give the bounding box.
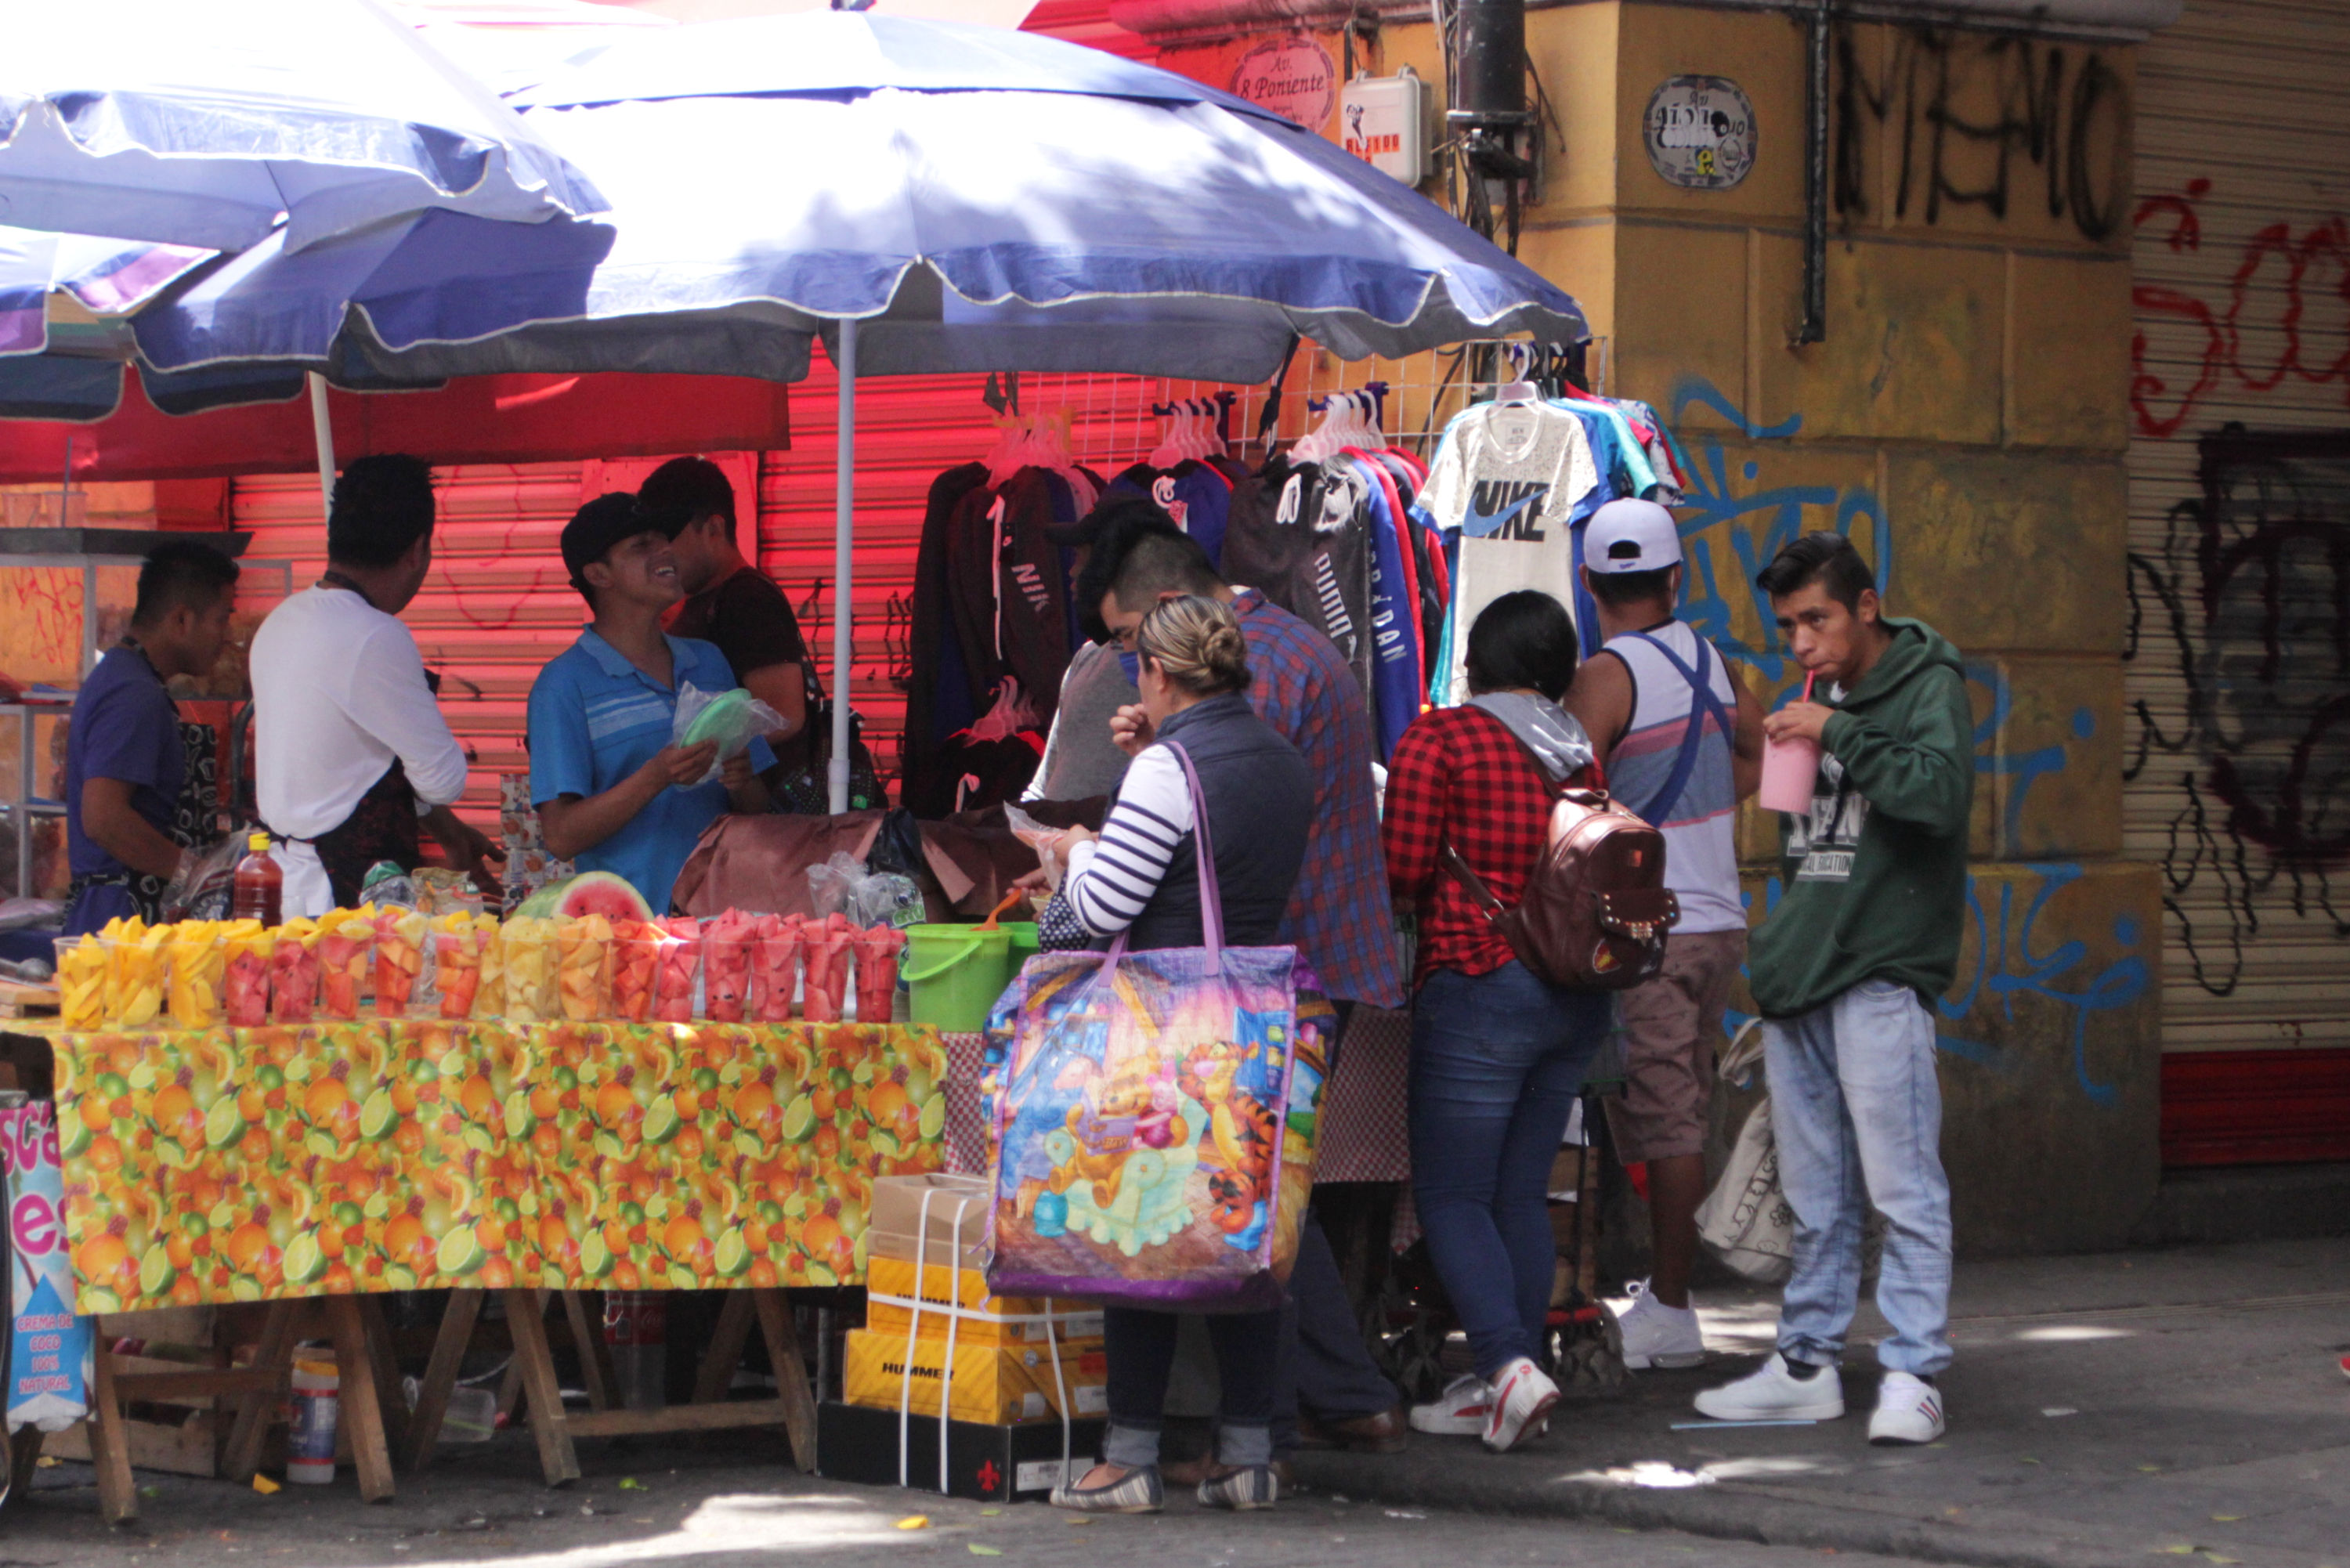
[561,491,678,588]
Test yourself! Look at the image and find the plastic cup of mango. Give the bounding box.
[52,936,110,1031]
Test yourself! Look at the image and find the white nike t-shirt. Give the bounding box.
[1418,402,1601,703]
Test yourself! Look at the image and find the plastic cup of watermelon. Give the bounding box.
[271,930,321,1023]
[703,938,752,1022]
[651,919,700,1023]
[222,927,271,1028]
[750,930,801,1023]
[801,919,854,1024]
[851,926,906,1024]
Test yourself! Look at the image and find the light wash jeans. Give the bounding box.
[1763,979,1954,1376]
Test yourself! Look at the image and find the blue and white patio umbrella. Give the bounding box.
[0,0,604,252]
[110,11,1593,807]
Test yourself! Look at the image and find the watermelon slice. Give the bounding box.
[515,871,653,924]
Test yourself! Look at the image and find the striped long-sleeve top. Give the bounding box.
[1061,743,1193,936]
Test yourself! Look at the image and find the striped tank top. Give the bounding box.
[1601,621,1744,933]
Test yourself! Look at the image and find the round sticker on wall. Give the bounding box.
[1230,35,1340,132]
[1643,75,1756,190]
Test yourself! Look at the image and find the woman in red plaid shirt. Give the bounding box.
[1383,591,1614,1455]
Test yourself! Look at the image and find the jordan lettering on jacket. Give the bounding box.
[1464,479,1552,541]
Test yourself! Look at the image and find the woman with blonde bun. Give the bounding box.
[1044,592,1314,1516]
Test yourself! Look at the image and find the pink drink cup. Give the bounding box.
[1758,671,1820,814]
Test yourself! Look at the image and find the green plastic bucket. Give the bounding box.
[901,923,1014,1032]
[1001,921,1040,971]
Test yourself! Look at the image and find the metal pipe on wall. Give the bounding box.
[1799,0,1831,344]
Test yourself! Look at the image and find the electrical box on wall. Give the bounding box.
[1340,67,1426,186]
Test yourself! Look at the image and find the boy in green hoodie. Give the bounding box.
[1693,532,1972,1446]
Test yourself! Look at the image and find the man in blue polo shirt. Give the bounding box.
[527,493,772,913]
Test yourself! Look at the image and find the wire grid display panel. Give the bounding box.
[1013,335,1608,475]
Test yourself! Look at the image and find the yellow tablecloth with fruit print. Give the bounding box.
[36,1021,949,1314]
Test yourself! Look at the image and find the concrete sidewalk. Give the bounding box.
[1294,1237,2350,1568]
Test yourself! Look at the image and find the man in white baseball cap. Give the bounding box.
[1564,497,1763,1372]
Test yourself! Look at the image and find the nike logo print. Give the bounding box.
[1464,480,1550,540]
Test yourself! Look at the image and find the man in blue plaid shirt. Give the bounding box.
[1079,502,1412,1467]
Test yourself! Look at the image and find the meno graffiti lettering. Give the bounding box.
[1834,25,2128,241]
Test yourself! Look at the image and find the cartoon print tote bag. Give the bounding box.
[984,743,1332,1313]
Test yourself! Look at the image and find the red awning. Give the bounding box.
[0,367,790,483]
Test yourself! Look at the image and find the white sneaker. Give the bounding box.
[1408,1374,1495,1436]
[1483,1357,1560,1454]
[1612,1290,1707,1369]
[1867,1372,1945,1444]
[1692,1353,1846,1422]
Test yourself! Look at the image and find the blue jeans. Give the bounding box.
[1765,980,1954,1376]
[1408,962,1611,1379]
[1103,1306,1278,1469]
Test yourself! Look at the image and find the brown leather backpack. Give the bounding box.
[1440,730,1680,991]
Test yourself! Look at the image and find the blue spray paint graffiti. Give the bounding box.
[1740,869,2148,1104]
[1679,379,2147,1102]
[1669,377,1890,687]
[1671,377,2091,829]
[1939,866,2149,1106]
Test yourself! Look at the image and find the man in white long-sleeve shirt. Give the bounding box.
[251,454,502,917]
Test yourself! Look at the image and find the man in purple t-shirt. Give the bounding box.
[63,541,240,934]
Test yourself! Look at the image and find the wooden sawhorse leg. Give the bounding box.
[403,1288,483,1472]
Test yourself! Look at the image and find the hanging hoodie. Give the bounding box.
[902,461,993,813]
[1338,450,1422,760]
[944,466,1074,727]
[1108,459,1235,570]
[1746,618,1975,1019]
[1224,454,1376,702]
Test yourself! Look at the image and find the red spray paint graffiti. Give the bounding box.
[2132,179,2350,439]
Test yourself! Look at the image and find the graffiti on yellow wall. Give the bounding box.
[1834,24,2129,242]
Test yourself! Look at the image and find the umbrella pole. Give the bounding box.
[828,318,857,816]
[307,372,336,520]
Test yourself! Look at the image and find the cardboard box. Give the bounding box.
[817,1400,1105,1502]
[864,1255,1104,1348]
[843,1328,1108,1425]
[870,1174,992,1271]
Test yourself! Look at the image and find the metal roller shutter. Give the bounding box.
[2127,0,2350,1162]
[233,462,592,823]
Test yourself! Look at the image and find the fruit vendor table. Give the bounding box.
[12,1019,952,1501]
